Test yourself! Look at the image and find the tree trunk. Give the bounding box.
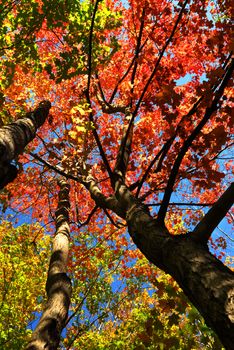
[126,201,234,350]
[26,179,72,350]
[87,174,234,348]
[0,100,51,189]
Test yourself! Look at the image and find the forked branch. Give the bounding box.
[84,174,125,219]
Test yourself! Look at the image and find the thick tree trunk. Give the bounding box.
[26,179,72,350]
[0,100,51,189]
[88,175,234,348]
[126,201,234,350]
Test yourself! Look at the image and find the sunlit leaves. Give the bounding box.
[0,0,233,348]
[42,0,122,83]
[0,221,49,350]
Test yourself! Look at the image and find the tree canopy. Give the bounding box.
[0,0,233,349]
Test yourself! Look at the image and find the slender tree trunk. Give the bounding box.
[26,179,72,350]
[125,200,234,350]
[0,100,51,189]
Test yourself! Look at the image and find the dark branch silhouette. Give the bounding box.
[191,183,234,244]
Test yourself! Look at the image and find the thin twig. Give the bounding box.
[29,152,81,182]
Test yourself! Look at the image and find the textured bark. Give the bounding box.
[0,100,51,189]
[26,179,72,350]
[125,200,234,350]
[104,59,234,349]
[114,109,133,180]
[102,178,234,349]
[84,174,126,219]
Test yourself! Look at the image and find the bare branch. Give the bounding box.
[103,208,126,228]
[109,32,149,105]
[111,10,147,182]
[210,141,234,162]
[136,136,175,196]
[96,96,126,114]
[96,73,127,114]
[217,226,234,243]
[131,95,205,193]
[65,268,103,327]
[87,0,100,95]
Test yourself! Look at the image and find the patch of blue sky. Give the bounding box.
[175,72,208,86]
[176,73,194,86]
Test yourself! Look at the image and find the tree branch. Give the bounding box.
[190,183,234,244]
[84,0,113,179]
[29,152,81,183]
[96,73,127,114]
[111,10,147,183]
[132,0,189,118]
[113,109,133,183]
[131,95,205,193]
[146,202,214,207]
[130,7,146,108]
[157,58,234,224]
[84,174,125,219]
[115,0,189,188]
[78,205,98,227]
[103,208,126,228]
[136,136,175,196]
[87,0,100,95]
[217,226,234,243]
[108,33,149,105]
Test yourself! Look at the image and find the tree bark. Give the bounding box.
[102,177,234,349]
[125,200,234,350]
[26,179,72,350]
[0,100,51,189]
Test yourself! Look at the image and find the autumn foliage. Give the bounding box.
[0,0,233,349]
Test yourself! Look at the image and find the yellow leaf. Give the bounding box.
[68,130,77,139]
[76,125,86,132]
